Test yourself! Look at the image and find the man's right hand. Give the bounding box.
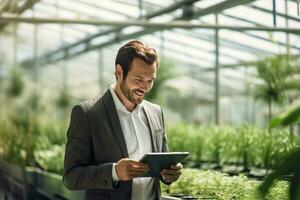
[115,158,149,181]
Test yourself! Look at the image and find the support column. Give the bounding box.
[138,0,143,18]
[97,50,104,94]
[214,13,220,125]
[272,0,277,26]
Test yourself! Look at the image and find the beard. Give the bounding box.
[120,79,146,105]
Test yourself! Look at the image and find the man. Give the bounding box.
[63,40,182,200]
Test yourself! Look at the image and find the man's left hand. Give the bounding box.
[160,163,182,183]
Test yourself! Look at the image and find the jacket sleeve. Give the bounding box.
[62,105,116,190]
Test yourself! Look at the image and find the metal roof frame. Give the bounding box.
[17,0,259,68]
[0,0,40,31]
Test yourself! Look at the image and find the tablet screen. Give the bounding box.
[139,152,189,177]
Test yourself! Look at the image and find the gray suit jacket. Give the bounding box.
[63,90,169,200]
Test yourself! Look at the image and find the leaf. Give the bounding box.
[270,99,300,128]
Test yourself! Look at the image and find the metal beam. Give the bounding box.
[204,53,300,71]
[21,0,259,68]
[221,13,300,51]
[18,0,40,14]
[20,0,201,67]
[191,0,256,18]
[142,0,300,56]
[2,15,300,33]
[0,0,40,31]
[248,5,300,22]
[144,1,288,60]
[21,0,197,54]
[164,34,245,62]
[143,0,199,19]
[175,29,273,55]
[42,0,133,19]
[0,0,10,15]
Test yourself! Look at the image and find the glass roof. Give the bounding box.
[0,0,299,101]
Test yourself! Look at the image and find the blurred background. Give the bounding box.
[0,0,300,199]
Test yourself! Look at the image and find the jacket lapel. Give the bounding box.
[102,90,129,158]
[142,105,158,152]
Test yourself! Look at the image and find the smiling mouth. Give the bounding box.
[134,90,145,97]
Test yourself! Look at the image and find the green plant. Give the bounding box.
[236,126,255,171]
[270,98,300,128]
[260,98,300,200]
[7,68,25,97]
[168,123,206,166]
[27,91,41,111]
[161,168,289,200]
[0,110,67,173]
[56,89,72,108]
[204,127,224,167]
[253,55,300,124]
[167,124,299,169]
[34,144,65,174]
[259,148,300,200]
[0,119,26,166]
[146,58,178,102]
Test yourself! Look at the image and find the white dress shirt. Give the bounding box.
[109,85,155,200]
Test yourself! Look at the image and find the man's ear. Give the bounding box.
[115,64,123,81]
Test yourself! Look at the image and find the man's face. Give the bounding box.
[119,58,157,105]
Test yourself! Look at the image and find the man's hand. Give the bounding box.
[115,158,149,181]
[160,163,182,183]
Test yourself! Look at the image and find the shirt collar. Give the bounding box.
[110,83,143,114]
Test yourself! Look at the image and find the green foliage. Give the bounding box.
[161,168,289,200]
[146,58,178,101]
[0,118,26,166]
[7,68,25,97]
[34,144,65,174]
[271,98,300,128]
[56,89,72,108]
[168,123,299,169]
[253,55,300,122]
[27,91,41,111]
[259,148,300,200]
[168,123,204,165]
[0,112,67,174]
[0,112,42,166]
[254,55,300,104]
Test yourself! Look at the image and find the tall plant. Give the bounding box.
[254,55,300,124]
[261,99,300,200]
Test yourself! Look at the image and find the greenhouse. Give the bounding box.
[0,0,300,199]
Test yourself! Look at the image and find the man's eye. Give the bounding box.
[136,79,143,83]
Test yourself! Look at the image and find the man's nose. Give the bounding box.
[141,82,150,92]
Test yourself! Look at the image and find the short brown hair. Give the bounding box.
[115,40,159,78]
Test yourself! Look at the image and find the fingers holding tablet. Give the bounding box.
[160,163,183,183]
[115,158,149,181]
